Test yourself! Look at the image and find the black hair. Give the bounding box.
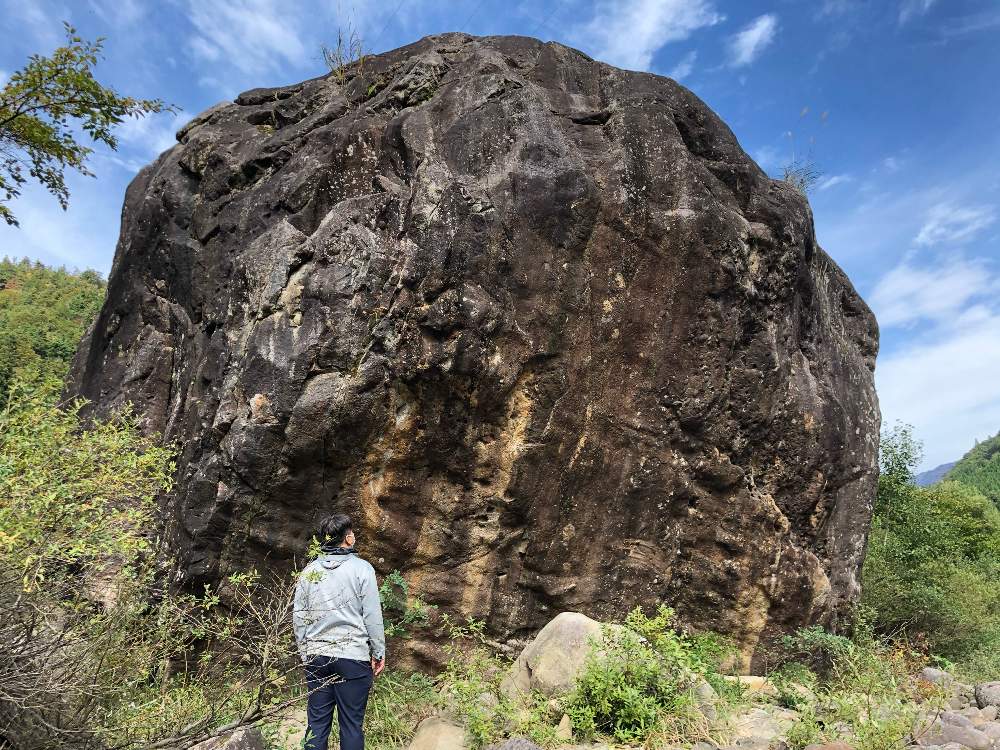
[319,514,353,546]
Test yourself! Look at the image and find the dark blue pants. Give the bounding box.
[303,656,374,750]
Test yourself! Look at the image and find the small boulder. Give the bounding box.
[190,728,267,750]
[483,740,543,750]
[501,612,606,699]
[556,714,573,741]
[980,705,998,722]
[940,711,976,729]
[723,675,779,697]
[726,707,794,748]
[407,717,471,750]
[975,682,1000,710]
[981,722,1000,741]
[920,668,955,685]
[691,677,720,722]
[915,719,993,750]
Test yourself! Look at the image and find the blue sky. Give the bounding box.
[2,0,999,470]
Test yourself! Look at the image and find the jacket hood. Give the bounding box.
[318,550,356,570]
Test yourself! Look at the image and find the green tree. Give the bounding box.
[862,424,1000,679]
[0,256,105,399]
[946,431,1000,510]
[0,23,171,227]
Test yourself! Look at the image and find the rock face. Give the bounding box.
[69,33,879,665]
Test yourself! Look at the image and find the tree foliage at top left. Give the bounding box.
[0,23,170,227]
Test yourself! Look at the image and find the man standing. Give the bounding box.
[293,514,386,750]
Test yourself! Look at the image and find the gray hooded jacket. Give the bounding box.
[292,551,386,662]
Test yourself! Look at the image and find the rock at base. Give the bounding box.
[914,718,993,750]
[484,740,544,750]
[407,716,472,750]
[501,612,604,699]
[723,675,780,697]
[976,682,1000,710]
[190,727,267,750]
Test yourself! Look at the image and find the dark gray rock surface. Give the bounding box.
[69,33,880,668]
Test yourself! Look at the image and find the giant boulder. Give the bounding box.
[69,33,880,666]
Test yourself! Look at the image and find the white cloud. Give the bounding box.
[88,0,145,27]
[0,1,70,48]
[115,110,187,160]
[877,309,1000,469]
[668,51,697,80]
[873,251,1000,469]
[572,0,724,72]
[869,255,1000,328]
[186,0,310,77]
[752,145,783,172]
[816,174,852,191]
[881,156,902,173]
[0,175,123,274]
[940,9,1000,38]
[914,202,996,247]
[819,0,858,15]
[727,14,778,67]
[899,0,936,25]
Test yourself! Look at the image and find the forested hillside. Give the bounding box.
[864,426,1000,680]
[947,432,1000,509]
[0,257,105,396]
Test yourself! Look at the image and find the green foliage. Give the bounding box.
[322,25,366,85]
[785,705,824,750]
[0,375,307,748]
[437,617,512,747]
[379,569,434,639]
[0,375,173,587]
[862,425,1000,678]
[0,257,104,399]
[431,616,571,749]
[769,662,819,711]
[566,606,727,745]
[0,23,171,226]
[779,626,854,676]
[772,620,935,750]
[946,430,1000,510]
[363,671,437,750]
[781,159,822,194]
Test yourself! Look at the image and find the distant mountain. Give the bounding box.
[915,461,956,487]
[945,432,1000,509]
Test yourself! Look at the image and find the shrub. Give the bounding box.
[0,377,304,748]
[772,619,937,750]
[566,605,729,745]
[862,425,1000,677]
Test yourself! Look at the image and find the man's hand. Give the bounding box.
[371,656,385,676]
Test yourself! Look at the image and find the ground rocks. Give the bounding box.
[407,716,471,750]
[69,32,880,665]
[977,684,1000,710]
[484,741,542,750]
[190,727,267,750]
[915,721,993,750]
[723,706,799,750]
